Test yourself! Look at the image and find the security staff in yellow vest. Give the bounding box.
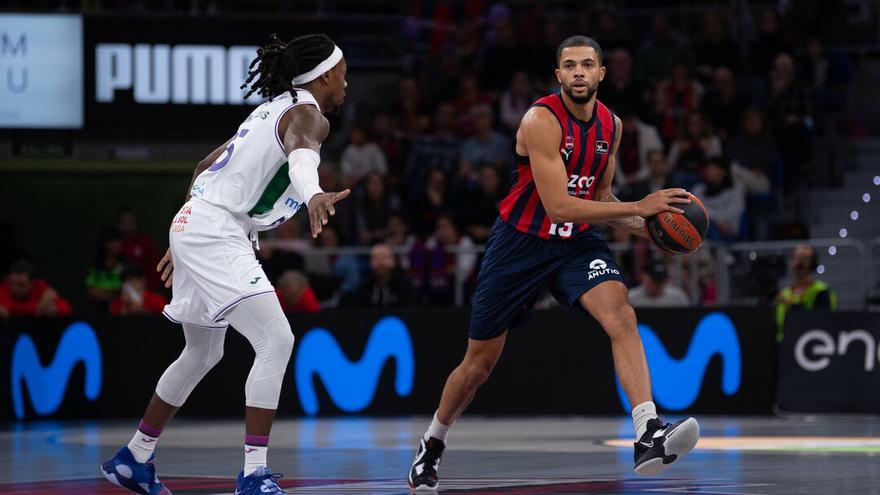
[775,244,837,342]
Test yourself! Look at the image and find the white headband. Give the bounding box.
[292,45,343,85]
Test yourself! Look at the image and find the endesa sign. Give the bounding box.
[777,312,880,414]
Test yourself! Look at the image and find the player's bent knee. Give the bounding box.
[179,343,224,375]
[201,345,224,369]
[276,328,295,356]
[155,350,221,408]
[463,362,494,388]
[241,316,295,409]
[620,304,637,326]
[601,304,638,340]
[264,319,295,359]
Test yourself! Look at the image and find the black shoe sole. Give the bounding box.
[634,417,700,475]
[408,478,440,491]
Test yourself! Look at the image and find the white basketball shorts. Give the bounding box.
[162,198,274,329]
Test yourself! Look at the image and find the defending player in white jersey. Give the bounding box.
[101,34,349,495]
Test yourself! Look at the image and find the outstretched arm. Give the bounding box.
[282,106,350,238]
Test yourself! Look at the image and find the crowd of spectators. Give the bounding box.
[270,5,850,308]
[0,4,856,315]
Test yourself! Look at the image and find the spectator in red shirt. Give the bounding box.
[0,260,72,319]
[117,208,160,289]
[110,264,167,316]
[275,270,320,313]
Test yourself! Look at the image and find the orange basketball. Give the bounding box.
[645,192,709,255]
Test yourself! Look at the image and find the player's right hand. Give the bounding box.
[157,247,173,288]
[307,189,351,238]
[636,188,691,217]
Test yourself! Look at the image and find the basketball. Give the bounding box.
[645,192,709,255]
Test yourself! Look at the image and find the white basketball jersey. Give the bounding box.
[189,89,320,231]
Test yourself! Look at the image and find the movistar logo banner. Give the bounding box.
[11,321,102,419]
[294,316,414,415]
[616,312,741,411]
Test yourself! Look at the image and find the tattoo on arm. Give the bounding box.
[605,192,647,237]
[282,106,329,154]
[600,115,646,238]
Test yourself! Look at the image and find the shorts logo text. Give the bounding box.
[587,258,619,280]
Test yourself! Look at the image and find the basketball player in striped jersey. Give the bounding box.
[408,36,700,490]
[101,34,349,495]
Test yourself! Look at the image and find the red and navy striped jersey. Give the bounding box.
[499,92,618,240]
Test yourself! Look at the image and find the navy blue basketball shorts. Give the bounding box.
[468,218,627,340]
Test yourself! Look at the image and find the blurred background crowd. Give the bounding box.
[2,0,878,320]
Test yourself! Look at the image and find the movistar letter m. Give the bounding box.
[616,312,741,411]
[294,316,414,415]
[11,321,102,420]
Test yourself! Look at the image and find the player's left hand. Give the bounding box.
[157,247,174,288]
[307,189,351,238]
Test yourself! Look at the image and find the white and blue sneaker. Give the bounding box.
[100,446,172,495]
[235,466,288,494]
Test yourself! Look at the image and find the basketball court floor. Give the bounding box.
[1,416,878,494]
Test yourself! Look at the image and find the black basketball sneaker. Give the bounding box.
[633,417,700,475]
[407,436,445,491]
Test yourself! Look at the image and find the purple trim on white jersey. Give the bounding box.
[162,309,228,330]
[274,103,295,157]
[274,90,320,158]
[210,289,275,322]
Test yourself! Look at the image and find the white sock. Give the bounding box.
[423,411,451,443]
[632,401,658,439]
[244,445,268,476]
[128,430,159,464]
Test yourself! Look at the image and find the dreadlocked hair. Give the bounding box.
[241,33,337,101]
